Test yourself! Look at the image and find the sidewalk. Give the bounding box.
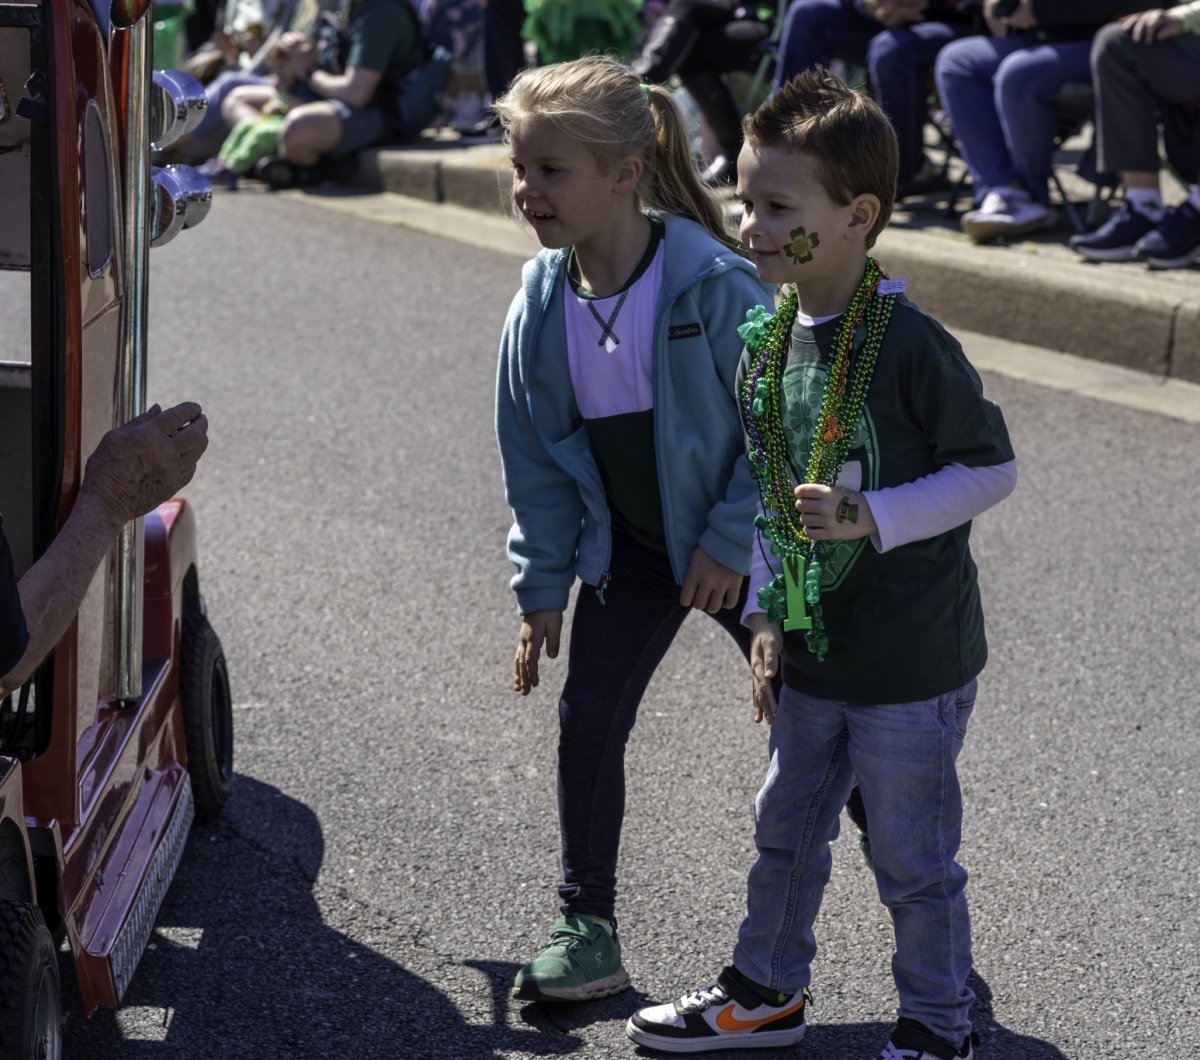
[347,135,1200,382]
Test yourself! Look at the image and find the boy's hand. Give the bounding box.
[679,548,743,614]
[747,613,782,725]
[514,610,562,695]
[794,484,877,541]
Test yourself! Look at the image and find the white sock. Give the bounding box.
[1125,186,1163,217]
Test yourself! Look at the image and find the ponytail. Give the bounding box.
[641,81,742,255]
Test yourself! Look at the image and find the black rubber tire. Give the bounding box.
[0,900,61,1060]
[179,612,233,822]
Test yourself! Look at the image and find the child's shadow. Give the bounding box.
[966,968,1069,1059]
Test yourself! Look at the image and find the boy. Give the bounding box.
[626,68,1017,1060]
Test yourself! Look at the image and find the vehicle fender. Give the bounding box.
[142,497,199,662]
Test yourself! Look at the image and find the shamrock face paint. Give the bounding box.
[784,226,821,265]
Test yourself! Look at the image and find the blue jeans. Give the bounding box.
[733,680,978,1047]
[557,531,752,922]
[934,34,1092,204]
[775,0,966,181]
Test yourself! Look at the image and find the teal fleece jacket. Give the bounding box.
[495,212,772,615]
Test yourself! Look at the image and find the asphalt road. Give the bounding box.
[59,189,1200,1059]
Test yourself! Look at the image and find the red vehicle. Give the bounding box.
[0,0,227,1054]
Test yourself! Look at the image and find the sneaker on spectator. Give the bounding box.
[511,914,629,1002]
[626,967,809,1052]
[252,155,314,190]
[1133,199,1200,270]
[960,187,1056,243]
[456,112,502,142]
[876,1017,976,1060]
[195,157,238,192]
[1069,199,1159,262]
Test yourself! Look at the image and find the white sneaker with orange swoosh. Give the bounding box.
[626,967,809,1053]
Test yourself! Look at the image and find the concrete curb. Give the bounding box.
[351,143,1200,383]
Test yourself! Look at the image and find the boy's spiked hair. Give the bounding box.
[742,66,898,248]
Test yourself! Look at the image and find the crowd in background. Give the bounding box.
[164,0,1200,270]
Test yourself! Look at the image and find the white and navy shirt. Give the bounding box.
[564,218,667,550]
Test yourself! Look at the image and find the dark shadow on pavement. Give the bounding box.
[60,776,578,1060]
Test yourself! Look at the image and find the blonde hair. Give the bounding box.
[493,56,741,254]
[743,66,897,248]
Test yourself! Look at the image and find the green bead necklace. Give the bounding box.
[738,258,897,661]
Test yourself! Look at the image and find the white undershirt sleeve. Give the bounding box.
[741,460,1017,621]
[864,459,1018,553]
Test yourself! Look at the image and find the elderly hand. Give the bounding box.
[79,402,208,529]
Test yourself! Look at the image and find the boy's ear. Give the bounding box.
[613,153,643,195]
[846,193,882,240]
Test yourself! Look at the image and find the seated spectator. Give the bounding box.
[419,0,487,132]
[1068,4,1200,268]
[935,0,1156,244]
[196,32,313,190]
[632,0,775,185]
[183,0,291,84]
[221,0,434,185]
[774,0,980,198]
[168,0,315,164]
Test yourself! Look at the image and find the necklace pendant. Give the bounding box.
[781,554,813,632]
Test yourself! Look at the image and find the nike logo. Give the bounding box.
[714,996,806,1032]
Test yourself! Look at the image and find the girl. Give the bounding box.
[493,55,769,1003]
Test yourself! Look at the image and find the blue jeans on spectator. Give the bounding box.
[775,0,966,182]
[556,529,751,922]
[733,680,978,1048]
[934,33,1092,205]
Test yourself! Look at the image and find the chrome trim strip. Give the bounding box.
[109,11,152,703]
[109,776,194,1000]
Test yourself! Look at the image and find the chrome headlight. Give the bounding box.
[150,164,211,246]
[149,70,207,151]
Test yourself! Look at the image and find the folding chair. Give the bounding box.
[730,0,791,114]
[1050,80,1119,233]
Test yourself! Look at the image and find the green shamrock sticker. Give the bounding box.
[784,226,820,265]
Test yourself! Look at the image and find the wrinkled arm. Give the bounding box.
[0,403,208,696]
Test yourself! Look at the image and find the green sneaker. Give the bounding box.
[511,914,631,1002]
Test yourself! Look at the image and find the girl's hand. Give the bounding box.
[514,610,562,695]
[1120,8,1184,42]
[794,484,877,541]
[747,613,782,725]
[679,548,743,614]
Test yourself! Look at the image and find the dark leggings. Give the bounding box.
[555,531,865,922]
